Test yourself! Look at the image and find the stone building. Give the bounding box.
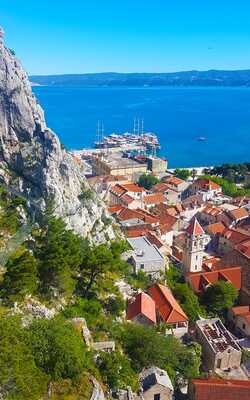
[196,318,242,372]
[138,366,173,400]
[182,219,209,274]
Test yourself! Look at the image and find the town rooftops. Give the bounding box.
[143,192,167,205]
[228,207,249,221]
[235,239,250,259]
[188,266,242,293]
[139,366,174,393]
[206,222,225,235]
[127,236,164,263]
[126,292,156,324]
[221,227,250,244]
[196,318,241,354]
[193,178,221,191]
[148,283,188,324]
[231,305,250,324]
[186,218,205,236]
[190,378,250,400]
[201,204,223,216]
[164,175,186,187]
[121,183,145,193]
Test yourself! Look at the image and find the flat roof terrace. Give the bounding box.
[100,152,147,169]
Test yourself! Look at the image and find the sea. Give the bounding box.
[33,86,250,168]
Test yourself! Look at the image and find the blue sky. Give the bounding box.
[1,0,250,74]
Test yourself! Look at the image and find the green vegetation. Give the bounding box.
[201,174,250,197]
[211,162,250,183]
[1,247,38,303]
[29,318,86,380]
[174,168,191,180]
[97,351,138,390]
[0,316,48,400]
[78,183,95,203]
[117,323,201,384]
[201,281,238,317]
[138,173,159,189]
[34,198,83,298]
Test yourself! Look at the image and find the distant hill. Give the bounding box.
[29,70,250,87]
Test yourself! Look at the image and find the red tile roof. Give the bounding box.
[235,239,250,259]
[206,222,225,235]
[186,218,204,236]
[221,228,250,245]
[148,283,188,324]
[126,292,156,324]
[126,227,151,238]
[203,257,222,271]
[143,193,167,205]
[117,208,143,221]
[146,232,164,249]
[188,266,242,293]
[201,205,222,216]
[120,193,134,205]
[107,204,124,214]
[165,176,185,186]
[122,183,145,193]
[231,305,250,316]
[228,207,249,221]
[110,184,127,196]
[194,178,221,191]
[190,378,250,400]
[152,182,170,192]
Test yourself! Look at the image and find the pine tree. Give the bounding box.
[34,196,82,298]
[1,246,38,302]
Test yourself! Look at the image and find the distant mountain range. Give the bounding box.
[29,70,250,87]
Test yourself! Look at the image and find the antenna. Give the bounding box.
[133,118,136,135]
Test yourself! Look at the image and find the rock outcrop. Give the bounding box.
[0,28,114,240]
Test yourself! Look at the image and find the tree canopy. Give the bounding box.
[0,317,48,400]
[201,281,238,316]
[118,323,201,384]
[138,173,159,190]
[28,318,86,380]
[174,168,191,180]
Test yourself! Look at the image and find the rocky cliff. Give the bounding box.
[0,29,113,241]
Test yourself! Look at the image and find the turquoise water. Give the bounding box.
[33,86,250,168]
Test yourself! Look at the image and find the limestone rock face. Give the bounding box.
[0,31,113,240]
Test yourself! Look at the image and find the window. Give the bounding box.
[140,264,144,269]
[216,359,221,369]
[196,255,198,260]
[154,394,160,400]
[243,323,246,330]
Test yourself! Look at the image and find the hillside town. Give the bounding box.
[80,149,250,400]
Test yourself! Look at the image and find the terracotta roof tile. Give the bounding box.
[107,205,124,214]
[143,193,167,205]
[190,378,250,400]
[148,283,188,323]
[206,222,225,235]
[202,205,222,216]
[221,228,250,244]
[228,207,249,220]
[126,292,156,323]
[122,183,145,193]
[188,266,242,293]
[164,176,185,186]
